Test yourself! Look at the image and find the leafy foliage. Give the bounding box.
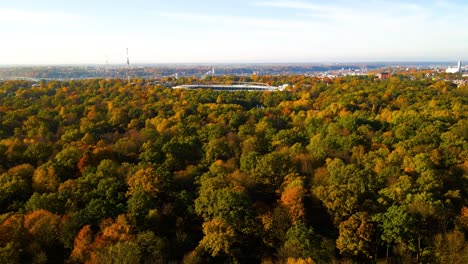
[0,75,466,263]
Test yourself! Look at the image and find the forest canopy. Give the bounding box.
[0,75,467,263]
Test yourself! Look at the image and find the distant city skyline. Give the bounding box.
[1,0,467,65]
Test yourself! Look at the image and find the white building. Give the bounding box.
[173,83,288,92]
[446,61,462,73]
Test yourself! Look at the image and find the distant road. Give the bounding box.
[4,77,41,82]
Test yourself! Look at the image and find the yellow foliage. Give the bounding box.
[126,167,162,197]
[100,215,133,243]
[338,108,351,117]
[313,167,329,186]
[259,212,274,232]
[198,218,236,257]
[293,153,314,176]
[174,165,198,181]
[32,165,59,192]
[462,206,468,218]
[7,163,35,177]
[286,257,316,264]
[24,210,61,246]
[433,230,467,264]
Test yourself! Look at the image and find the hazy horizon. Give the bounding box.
[2,0,468,65]
[0,60,462,67]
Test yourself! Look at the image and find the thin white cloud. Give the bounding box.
[253,0,430,21]
[254,0,337,13]
[253,0,468,22]
[159,11,328,31]
[0,8,84,25]
[251,0,442,37]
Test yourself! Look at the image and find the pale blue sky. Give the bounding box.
[1,0,467,64]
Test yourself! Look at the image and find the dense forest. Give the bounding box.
[0,75,467,263]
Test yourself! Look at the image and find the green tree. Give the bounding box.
[0,164,34,212]
[278,221,330,263]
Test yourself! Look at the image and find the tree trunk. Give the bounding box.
[386,244,389,263]
[417,236,421,263]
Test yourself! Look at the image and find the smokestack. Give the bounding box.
[126,48,130,84]
[127,48,130,66]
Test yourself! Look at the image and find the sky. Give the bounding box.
[1,0,467,64]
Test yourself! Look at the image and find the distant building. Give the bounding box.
[377,72,390,80]
[452,79,467,87]
[446,61,461,73]
[173,82,288,92]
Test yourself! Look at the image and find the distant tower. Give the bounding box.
[105,55,109,79]
[212,67,215,76]
[458,60,461,70]
[126,48,130,83]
